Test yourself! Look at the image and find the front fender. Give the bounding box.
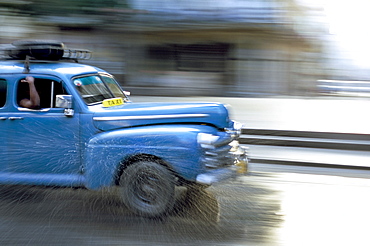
[84,125,216,190]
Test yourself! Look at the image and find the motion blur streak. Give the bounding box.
[1,0,370,98]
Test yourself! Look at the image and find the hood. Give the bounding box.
[92,101,231,131]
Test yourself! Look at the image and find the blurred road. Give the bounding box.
[1,165,370,246]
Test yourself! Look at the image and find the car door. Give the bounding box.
[7,76,81,174]
[0,79,9,171]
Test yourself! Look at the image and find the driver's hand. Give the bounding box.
[21,76,34,83]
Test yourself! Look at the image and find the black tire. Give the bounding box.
[119,161,175,218]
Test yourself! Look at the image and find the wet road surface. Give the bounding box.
[1,165,370,246]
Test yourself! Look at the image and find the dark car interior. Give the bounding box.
[17,78,66,108]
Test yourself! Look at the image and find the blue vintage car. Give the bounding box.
[0,40,248,217]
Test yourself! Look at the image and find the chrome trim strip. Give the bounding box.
[17,107,50,112]
[93,114,210,121]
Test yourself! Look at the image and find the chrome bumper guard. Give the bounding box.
[196,146,249,185]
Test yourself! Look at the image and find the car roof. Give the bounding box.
[0,60,106,79]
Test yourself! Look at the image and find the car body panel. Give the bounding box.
[84,124,211,189]
[91,101,230,131]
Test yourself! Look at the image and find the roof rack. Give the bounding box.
[63,48,92,60]
[0,40,92,61]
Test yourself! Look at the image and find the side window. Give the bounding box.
[17,78,67,108]
[0,79,6,107]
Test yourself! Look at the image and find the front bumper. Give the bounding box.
[196,146,248,185]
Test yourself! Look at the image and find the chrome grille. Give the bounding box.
[200,134,238,168]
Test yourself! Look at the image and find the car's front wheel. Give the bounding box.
[119,161,175,218]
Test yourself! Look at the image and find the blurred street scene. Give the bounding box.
[2,1,370,246]
[2,0,370,98]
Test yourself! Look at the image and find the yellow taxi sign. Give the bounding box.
[102,97,124,107]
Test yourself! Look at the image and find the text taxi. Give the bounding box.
[0,40,248,217]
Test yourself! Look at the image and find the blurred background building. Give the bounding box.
[1,0,368,97]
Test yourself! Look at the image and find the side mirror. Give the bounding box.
[56,95,74,117]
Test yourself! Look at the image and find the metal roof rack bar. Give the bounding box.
[63,49,92,60]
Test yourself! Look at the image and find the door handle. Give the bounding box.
[0,117,6,120]
[8,117,24,120]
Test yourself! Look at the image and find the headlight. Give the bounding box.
[197,133,220,145]
[225,120,244,137]
[233,121,244,131]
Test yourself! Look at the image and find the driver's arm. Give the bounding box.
[19,76,40,109]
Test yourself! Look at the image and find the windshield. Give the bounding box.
[73,74,128,105]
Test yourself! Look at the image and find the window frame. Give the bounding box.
[0,78,7,108]
[16,77,68,110]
